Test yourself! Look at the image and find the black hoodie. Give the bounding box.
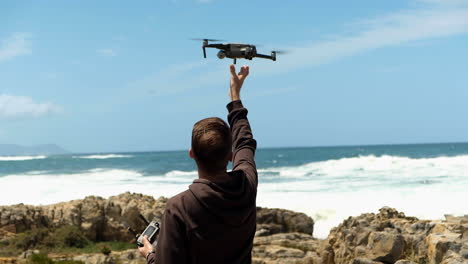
[150,100,258,264]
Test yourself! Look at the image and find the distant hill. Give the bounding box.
[0,144,69,156]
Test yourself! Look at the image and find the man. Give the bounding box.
[139,64,257,264]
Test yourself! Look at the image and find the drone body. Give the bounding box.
[197,39,278,64]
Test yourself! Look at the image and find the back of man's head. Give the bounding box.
[191,117,232,172]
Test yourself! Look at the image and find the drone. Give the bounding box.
[193,38,284,64]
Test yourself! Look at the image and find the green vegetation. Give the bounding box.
[99,244,112,256]
[28,253,53,264]
[54,261,85,264]
[26,253,84,264]
[9,228,51,250]
[50,241,134,254]
[0,226,135,257]
[7,226,89,251]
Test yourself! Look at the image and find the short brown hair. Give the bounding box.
[191,117,232,171]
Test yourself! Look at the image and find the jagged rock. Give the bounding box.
[254,233,320,253]
[256,207,314,236]
[253,232,322,264]
[0,193,313,243]
[0,193,168,242]
[2,195,467,264]
[367,231,404,263]
[322,207,468,264]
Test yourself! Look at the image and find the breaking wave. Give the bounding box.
[257,154,468,238]
[73,154,133,159]
[0,155,47,161]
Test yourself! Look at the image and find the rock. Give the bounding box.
[351,258,383,264]
[2,195,467,264]
[256,207,314,236]
[73,254,116,264]
[322,207,468,264]
[17,249,39,259]
[460,249,468,259]
[394,260,417,264]
[0,193,314,243]
[0,192,167,242]
[0,258,17,264]
[254,232,320,253]
[253,232,322,264]
[367,231,404,263]
[68,250,147,264]
[116,249,145,264]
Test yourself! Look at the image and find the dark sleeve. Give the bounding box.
[227,100,258,188]
[154,205,188,264]
[147,252,156,264]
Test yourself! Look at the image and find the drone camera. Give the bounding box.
[217,51,226,59]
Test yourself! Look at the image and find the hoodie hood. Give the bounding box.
[188,170,256,226]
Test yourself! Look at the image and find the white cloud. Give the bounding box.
[0,94,62,120]
[416,0,468,6]
[97,48,116,57]
[256,2,468,74]
[0,33,32,62]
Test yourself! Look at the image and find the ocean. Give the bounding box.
[1,142,467,238]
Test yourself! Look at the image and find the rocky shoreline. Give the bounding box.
[1,192,467,264]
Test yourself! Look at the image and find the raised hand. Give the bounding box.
[229,64,249,101]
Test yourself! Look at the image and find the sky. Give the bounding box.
[1,0,468,153]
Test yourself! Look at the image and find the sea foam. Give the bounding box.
[0,168,190,206]
[257,154,468,237]
[73,154,133,159]
[0,155,47,161]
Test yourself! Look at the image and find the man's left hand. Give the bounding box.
[138,235,154,259]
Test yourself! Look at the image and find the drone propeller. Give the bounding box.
[272,50,289,54]
[249,43,263,47]
[192,38,224,59]
[191,38,224,42]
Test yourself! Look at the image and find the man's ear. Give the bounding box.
[189,148,195,159]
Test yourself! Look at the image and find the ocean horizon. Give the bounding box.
[1,142,467,238]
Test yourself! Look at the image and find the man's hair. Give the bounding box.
[191,117,232,171]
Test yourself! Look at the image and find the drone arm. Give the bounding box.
[255,53,275,61]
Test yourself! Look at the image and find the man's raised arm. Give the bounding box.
[227,65,258,188]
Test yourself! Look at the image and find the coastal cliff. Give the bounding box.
[0,192,467,264]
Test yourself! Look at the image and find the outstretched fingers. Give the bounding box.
[230,64,237,78]
[239,65,249,81]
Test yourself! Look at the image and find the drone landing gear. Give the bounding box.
[233,58,237,64]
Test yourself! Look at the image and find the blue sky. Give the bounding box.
[1,0,468,153]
